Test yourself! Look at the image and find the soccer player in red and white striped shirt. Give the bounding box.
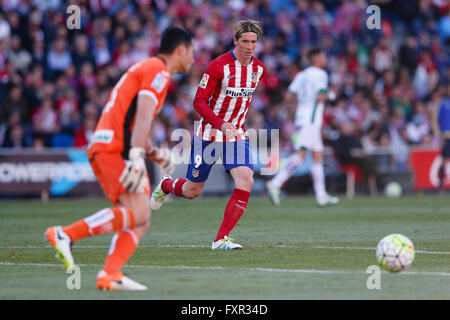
[151,19,265,250]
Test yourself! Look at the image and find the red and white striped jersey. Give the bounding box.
[194,51,265,142]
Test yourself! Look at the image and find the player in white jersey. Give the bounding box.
[266,48,339,207]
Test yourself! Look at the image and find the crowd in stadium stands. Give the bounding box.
[0,0,449,171]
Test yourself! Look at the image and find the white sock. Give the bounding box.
[311,161,327,202]
[270,153,303,189]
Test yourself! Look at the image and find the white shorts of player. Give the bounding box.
[294,124,323,152]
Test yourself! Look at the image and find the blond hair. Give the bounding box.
[234,19,263,40]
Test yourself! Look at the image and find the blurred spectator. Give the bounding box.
[370,36,397,76]
[93,35,112,68]
[46,37,72,77]
[71,34,95,74]
[130,36,150,64]
[3,124,27,149]
[73,116,97,147]
[56,88,80,131]
[331,121,378,196]
[31,38,46,66]
[1,110,32,148]
[332,0,364,39]
[2,123,27,148]
[413,48,440,99]
[31,97,60,138]
[0,11,11,42]
[114,40,133,71]
[7,34,32,73]
[1,85,30,123]
[406,114,430,144]
[79,62,97,89]
[399,35,420,75]
[31,133,46,150]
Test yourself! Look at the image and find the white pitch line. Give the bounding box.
[1,261,449,277]
[1,244,449,255]
[311,246,450,255]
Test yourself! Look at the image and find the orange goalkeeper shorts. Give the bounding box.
[88,152,151,205]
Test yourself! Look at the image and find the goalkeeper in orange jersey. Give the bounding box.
[45,26,194,291]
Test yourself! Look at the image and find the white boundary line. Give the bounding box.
[311,246,450,255]
[0,261,449,277]
[1,244,449,255]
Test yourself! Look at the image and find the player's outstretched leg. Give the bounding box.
[151,175,173,210]
[151,176,189,210]
[265,181,281,206]
[317,195,340,207]
[96,193,151,291]
[266,152,303,206]
[45,226,75,270]
[311,161,339,207]
[151,176,202,210]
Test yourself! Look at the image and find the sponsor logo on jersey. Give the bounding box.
[88,130,114,147]
[199,73,209,89]
[252,72,258,82]
[151,72,168,93]
[225,87,255,98]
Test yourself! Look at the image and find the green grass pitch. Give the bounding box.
[0,194,449,299]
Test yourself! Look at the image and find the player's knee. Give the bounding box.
[312,152,323,162]
[184,185,202,199]
[246,176,254,190]
[235,172,254,191]
[135,221,150,238]
[140,220,151,233]
[131,207,151,227]
[313,159,323,165]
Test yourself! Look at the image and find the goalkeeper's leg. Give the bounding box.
[97,192,150,291]
[46,152,151,289]
[45,206,136,271]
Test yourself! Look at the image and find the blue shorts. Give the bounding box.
[443,139,450,158]
[186,136,255,182]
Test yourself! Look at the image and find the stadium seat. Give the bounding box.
[51,133,74,148]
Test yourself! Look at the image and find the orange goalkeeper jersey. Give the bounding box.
[88,57,170,157]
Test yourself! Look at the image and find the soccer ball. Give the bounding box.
[384,182,402,198]
[376,234,415,272]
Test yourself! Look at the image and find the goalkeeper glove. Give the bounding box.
[156,148,175,174]
[119,147,147,192]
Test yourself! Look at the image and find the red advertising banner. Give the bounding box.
[410,149,450,190]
